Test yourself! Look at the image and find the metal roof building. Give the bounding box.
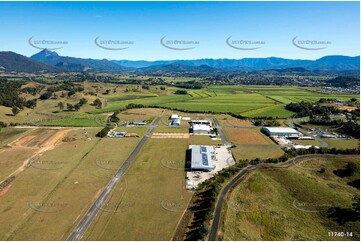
[262,127,299,138]
[171,118,181,126]
[192,124,211,133]
[190,145,216,171]
[190,120,212,125]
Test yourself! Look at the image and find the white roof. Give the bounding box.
[191,120,211,123]
[171,114,179,119]
[193,124,211,131]
[264,127,298,133]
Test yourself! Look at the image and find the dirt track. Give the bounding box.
[0,128,75,191]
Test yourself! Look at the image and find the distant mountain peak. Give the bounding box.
[39,49,59,56]
[31,49,60,62]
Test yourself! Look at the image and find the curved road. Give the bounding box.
[67,116,162,241]
[208,154,341,241]
[286,118,328,148]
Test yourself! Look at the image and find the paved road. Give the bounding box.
[208,154,339,241]
[212,118,230,146]
[287,118,329,148]
[67,116,162,241]
[235,144,282,148]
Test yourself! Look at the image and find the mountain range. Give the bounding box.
[0,49,359,73]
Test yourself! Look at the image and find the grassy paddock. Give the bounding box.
[232,147,285,161]
[83,139,193,241]
[222,155,360,241]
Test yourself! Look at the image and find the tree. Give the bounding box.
[96,127,111,138]
[58,102,64,110]
[174,90,188,95]
[74,103,81,111]
[67,103,74,111]
[350,98,357,102]
[92,98,102,109]
[79,98,87,106]
[39,91,53,100]
[12,106,20,116]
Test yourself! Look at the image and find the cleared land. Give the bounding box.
[223,128,273,145]
[232,147,285,161]
[83,139,193,240]
[0,127,147,240]
[216,114,254,127]
[221,155,360,241]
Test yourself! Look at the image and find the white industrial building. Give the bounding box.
[262,127,299,138]
[192,124,211,134]
[170,114,181,126]
[190,145,216,171]
[189,120,212,126]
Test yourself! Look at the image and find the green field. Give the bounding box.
[232,147,285,161]
[222,155,360,241]
[93,85,358,118]
[2,83,359,128]
[324,138,360,149]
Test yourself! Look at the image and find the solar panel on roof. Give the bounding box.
[202,153,208,166]
[201,146,207,153]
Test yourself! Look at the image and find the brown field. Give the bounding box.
[0,127,146,240]
[216,114,253,127]
[224,128,273,145]
[152,133,190,139]
[0,128,74,192]
[224,119,253,126]
[320,103,359,112]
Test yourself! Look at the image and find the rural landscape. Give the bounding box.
[0,1,360,241]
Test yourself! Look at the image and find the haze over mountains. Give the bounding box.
[0,49,359,73]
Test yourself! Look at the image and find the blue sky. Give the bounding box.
[0,1,359,60]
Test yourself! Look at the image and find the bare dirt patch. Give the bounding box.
[0,129,75,189]
[12,135,36,147]
[225,119,253,126]
[152,133,190,139]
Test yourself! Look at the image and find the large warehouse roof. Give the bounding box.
[190,145,215,171]
[192,124,211,132]
[263,127,298,133]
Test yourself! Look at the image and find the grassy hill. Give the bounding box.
[222,155,360,241]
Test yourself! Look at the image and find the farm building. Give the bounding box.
[133,121,147,126]
[170,118,181,126]
[170,114,181,126]
[190,145,216,171]
[192,124,211,134]
[107,130,126,138]
[262,127,299,138]
[170,114,180,120]
[189,120,212,126]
